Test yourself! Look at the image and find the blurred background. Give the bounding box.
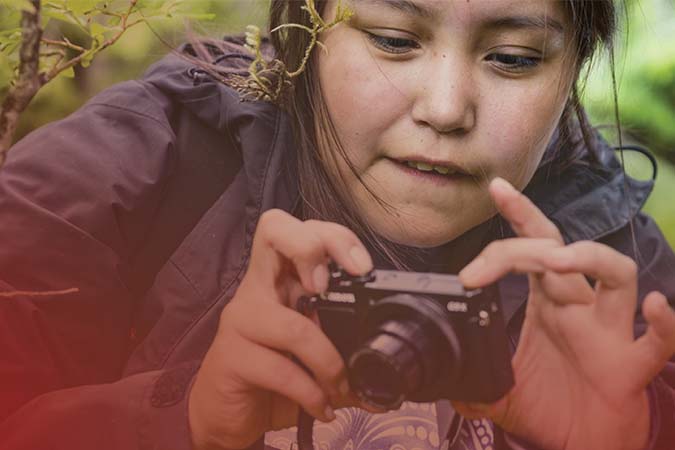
[1,0,674,244]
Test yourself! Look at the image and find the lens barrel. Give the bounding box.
[349,316,447,410]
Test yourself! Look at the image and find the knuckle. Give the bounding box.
[218,306,247,338]
[290,235,324,262]
[622,257,638,279]
[258,209,288,232]
[304,387,328,410]
[272,359,299,387]
[543,223,563,239]
[324,358,345,383]
[285,315,316,343]
[483,241,502,256]
[303,219,324,228]
[575,239,594,248]
[316,350,344,381]
[326,222,358,240]
[483,239,514,258]
[544,237,562,248]
[307,220,359,245]
[219,301,240,326]
[258,209,277,227]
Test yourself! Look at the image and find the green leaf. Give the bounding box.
[0,50,13,89]
[80,50,95,68]
[66,0,101,15]
[0,31,21,55]
[180,13,216,21]
[42,8,82,26]
[0,0,35,13]
[60,66,75,78]
[89,22,107,38]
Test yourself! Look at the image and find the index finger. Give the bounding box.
[489,177,563,243]
[250,209,373,294]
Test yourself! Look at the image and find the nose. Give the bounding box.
[411,54,476,135]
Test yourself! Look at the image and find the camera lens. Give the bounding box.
[349,318,444,410]
[346,294,462,409]
[349,326,419,410]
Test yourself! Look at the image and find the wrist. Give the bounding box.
[188,373,215,450]
[187,373,254,450]
[619,391,651,450]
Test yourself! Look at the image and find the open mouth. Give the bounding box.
[390,158,470,184]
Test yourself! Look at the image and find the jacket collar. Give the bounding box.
[525,136,654,244]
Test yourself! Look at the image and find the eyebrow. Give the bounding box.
[486,15,565,35]
[357,0,565,34]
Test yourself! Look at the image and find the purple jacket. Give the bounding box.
[0,49,674,450]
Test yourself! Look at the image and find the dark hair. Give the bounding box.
[265,0,623,268]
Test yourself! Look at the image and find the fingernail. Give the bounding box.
[459,257,485,282]
[658,295,670,311]
[313,264,329,292]
[349,246,373,273]
[324,405,336,421]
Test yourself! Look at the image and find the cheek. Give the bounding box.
[317,37,407,158]
[480,81,568,186]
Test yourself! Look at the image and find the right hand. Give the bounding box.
[187,209,376,450]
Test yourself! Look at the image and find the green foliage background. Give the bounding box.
[1,0,674,245]
[583,0,675,246]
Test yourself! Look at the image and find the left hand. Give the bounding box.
[455,177,675,450]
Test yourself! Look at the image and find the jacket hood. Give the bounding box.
[142,46,299,223]
[141,45,655,247]
[526,138,655,243]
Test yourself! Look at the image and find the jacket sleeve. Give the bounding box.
[0,81,199,450]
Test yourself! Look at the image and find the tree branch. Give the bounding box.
[0,0,43,167]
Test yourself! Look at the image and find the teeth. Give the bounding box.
[407,161,433,171]
[406,161,455,175]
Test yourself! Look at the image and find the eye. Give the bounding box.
[486,53,541,71]
[365,32,420,54]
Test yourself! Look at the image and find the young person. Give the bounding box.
[0,1,674,449]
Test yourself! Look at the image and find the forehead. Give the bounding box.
[352,0,568,30]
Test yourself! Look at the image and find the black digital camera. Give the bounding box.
[297,265,514,410]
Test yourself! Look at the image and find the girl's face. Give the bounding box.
[317,0,575,247]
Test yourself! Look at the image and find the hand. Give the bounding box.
[187,209,376,450]
[455,177,675,450]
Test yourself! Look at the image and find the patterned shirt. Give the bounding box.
[264,401,495,450]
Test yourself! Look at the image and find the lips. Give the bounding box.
[387,158,471,187]
[405,160,459,176]
[392,157,470,178]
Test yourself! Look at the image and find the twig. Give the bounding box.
[44,1,142,84]
[44,19,144,82]
[230,0,353,103]
[0,287,79,298]
[41,37,86,53]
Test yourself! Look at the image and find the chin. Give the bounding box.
[378,221,466,249]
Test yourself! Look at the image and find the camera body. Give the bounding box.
[297,266,514,410]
